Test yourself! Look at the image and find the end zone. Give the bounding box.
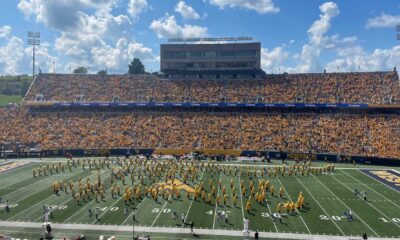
[361,169,400,193]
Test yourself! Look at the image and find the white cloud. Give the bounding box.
[307,2,339,46]
[18,0,84,32]
[326,45,400,72]
[0,26,57,75]
[289,2,340,73]
[175,1,200,20]
[366,13,400,29]
[91,38,155,70]
[16,0,155,74]
[209,0,279,14]
[261,47,289,73]
[18,0,131,37]
[127,0,148,19]
[0,26,12,39]
[150,15,207,38]
[0,36,25,75]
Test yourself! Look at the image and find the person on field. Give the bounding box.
[353,188,359,196]
[362,233,368,240]
[5,200,10,212]
[181,213,185,226]
[124,208,129,217]
[190,222,194,235]
[88,208,92,219]
[95,207,100,221]
[49,206,54,220]
[172,209,178,221]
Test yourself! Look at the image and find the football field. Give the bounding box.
[1,159,400,239]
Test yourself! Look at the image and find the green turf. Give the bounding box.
[0,94,22,106]
[1,159,400,239]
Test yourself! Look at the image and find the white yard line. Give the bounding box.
[0,164,35,188]
[265,202,278,232]
[293,175,345,235]
[212,174,222,229]
[63,184,114,223]
[8,192,59,221]
[239,171,244,233]
[121,196,147,225]
[183,170,205,226]
[3,167,89,203]
[238,175,245,220]
[9,170,101,221]
[312,174,380,237]
[0,180,28,191]
[342,170,400,208]
[2,172,69,200]
[254,172,278,233]
[91,194,122,224]
[34,196,73,222]
[330,173,400,230]
[151,196,171,227]
[275,177,311,234]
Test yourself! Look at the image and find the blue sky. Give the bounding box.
[0,0,399,75]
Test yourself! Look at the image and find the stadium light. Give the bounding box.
[397,25,400,40]
[28,31,40,80]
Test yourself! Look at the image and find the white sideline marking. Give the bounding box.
[212,174,221,229]
[294,175,345,235]
[1,220,399,240]
[330,173,400,230]
[312,174,380,237]
[183,170,205,226]
[275,177,311,234]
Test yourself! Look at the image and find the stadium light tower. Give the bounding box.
[397,25,400,40]
[28,31,40,80]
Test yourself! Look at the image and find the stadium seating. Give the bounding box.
[24,71,400,104]
[8,71,400,159]
[1,107,399,158]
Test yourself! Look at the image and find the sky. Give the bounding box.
[0,0,399,75]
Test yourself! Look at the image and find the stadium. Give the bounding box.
[0,36,400,240]
[1,1,400,239]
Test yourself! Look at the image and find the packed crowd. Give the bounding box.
[24,71,400,104]
[1,107,399,158]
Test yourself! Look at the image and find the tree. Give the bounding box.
[97,69,107,75]
[73,67,88,74]
[128,58,145,74]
